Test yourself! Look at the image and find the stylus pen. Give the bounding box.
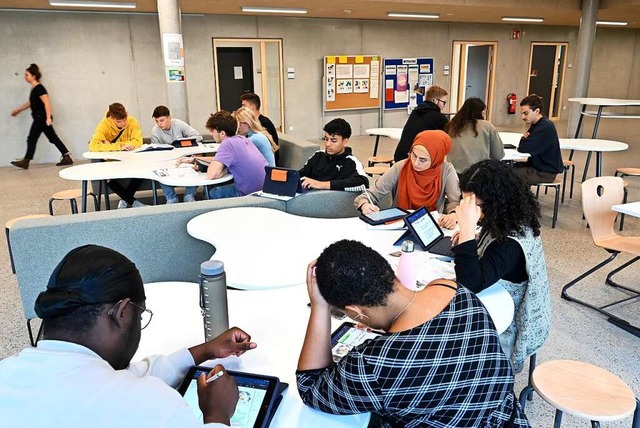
[205,371,224,384]
[363,190,375,208]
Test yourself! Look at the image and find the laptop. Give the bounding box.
[394,206,454,258]
[257,166,303,200]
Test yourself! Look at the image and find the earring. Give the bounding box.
[354,312,371,326]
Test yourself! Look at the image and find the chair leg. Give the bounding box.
[535,186,540,198]
[48,199,55,216]
[551,186,559,228]
[590,421,601,428]
[90,193,99,212]
[569,165,575,199]
[620,187,628,231]
[553,409,564,428]
[70,199,78,214]
[561,252,619,312]
[605,256,640,294]
[518,385,534,410]
[6,227,16,274]
[562,168,568,203]
[27,319,43,347]
[632,398,639,428]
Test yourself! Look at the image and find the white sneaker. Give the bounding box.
[166,198,178,204]
[184,194,197,203]
[117,200,130,209]
[132,200,148,208]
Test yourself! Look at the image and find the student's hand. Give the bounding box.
[46,117,53,126]
[451,231,460,246]
[122,144,135,151]
[360,203,380,215]
[176,156,195,166]
[198,365,238,426]
[300,177,329,190]
[10,109,20,117]
[306,260,330,311]
[456,194,482,244]
[208,327,257,358]
[438,213,457,230]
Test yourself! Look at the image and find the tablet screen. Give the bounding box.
[364,207,407,223]
[406,208,442,247]
[331,322,381,363]
[181,368,274,428]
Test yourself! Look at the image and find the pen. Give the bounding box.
[205,371,224,384]
[363,190,375,208]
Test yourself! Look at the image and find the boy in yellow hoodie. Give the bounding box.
[89,103,145,208]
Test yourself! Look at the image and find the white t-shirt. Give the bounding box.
[0,340,227,427]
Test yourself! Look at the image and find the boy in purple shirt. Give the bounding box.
[177,111,267,199]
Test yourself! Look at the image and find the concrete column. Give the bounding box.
[157,0,189,121]
[566,0,598,137]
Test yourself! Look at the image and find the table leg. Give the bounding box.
[574,105,586,138]
[372,135,381,157]
[591,106,604,139]
[81,180,88,213]
[581,151,593,182]
[596,152,603,177]
[152,181,158,205]
[96,181,103,211]
[104,180,111,210]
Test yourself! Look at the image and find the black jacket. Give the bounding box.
[299,147,369,191]
[518,117,564,174]
[393,101,448,162]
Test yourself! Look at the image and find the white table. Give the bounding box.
[568,98,640,139]
[364,128,402,156]
[134,282,370,428]
[59,160,232,212]
[82,143,219,162]
[187,207,514,334]
[612,202,640,218]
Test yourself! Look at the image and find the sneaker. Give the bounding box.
[166,198,179,204]
[117,200,130,209]
[132,200,148,208]
[56,154,74,166]
[184,194,197,203]
[10,158,29,169]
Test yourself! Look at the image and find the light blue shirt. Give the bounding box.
[247,131,276,167]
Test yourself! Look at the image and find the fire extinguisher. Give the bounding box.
[507,93,517,114]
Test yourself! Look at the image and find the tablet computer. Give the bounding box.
[331,322,381,363]
[396,206,454,257]
[172,138,199,148]
[359,207,408,226]
[503,143,517,149]
[177,367,286,428]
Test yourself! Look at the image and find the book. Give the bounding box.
[153,167,199,178]
[133,144,174,153]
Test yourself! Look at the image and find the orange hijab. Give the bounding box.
[396,130,452,211]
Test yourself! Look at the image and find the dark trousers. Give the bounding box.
[108,179,143,205]
[25,116,69,160]
[512,165,558,185]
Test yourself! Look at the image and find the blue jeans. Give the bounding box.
[159,183,196,202]
[208,184,239,199]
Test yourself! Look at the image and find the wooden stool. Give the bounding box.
[562,159,575,203]
[367,156,394,167]
[5,214,50,274]
[523,360,638,428]
[49,189,97,215]
[534,179,562,228]
[364,166,389,177]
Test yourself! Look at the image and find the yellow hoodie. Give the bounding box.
[88,112,143,152]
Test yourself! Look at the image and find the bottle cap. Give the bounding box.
[201,260,225,275]
[401,240,414,253]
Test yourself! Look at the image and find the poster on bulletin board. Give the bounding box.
[324,55,381,112]
[383,57,434,110]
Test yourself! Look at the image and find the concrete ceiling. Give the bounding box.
[1,0,639,28]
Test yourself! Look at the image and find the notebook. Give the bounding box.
[256,167,302,200]
[394,207,454,258]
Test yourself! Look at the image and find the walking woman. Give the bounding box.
[10,64,73,169]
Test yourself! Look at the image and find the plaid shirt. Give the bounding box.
[297,286,530,428]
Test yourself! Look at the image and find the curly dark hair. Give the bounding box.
[315,240,395,309]
[446,97,486,138]
[206,111,237,136]
[459,159,541,240]
[520,94,544,113]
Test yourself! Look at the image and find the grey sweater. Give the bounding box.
[448,120,504,174]
[354,160,460,214]
[150,119,203,145]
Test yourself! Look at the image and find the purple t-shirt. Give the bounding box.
[214,135,267,195]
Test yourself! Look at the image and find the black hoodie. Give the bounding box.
[299,146,369,192]
[393,101,448,162]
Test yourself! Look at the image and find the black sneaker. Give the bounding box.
[56,154,74,166]
[10,158,30,169]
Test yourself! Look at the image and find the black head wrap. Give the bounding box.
[34,245,145,319]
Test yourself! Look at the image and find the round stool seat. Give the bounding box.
[5,214,50,229]
[616,167,640,176]
[532,360,636,422]
[537,178,562,187]
[51,189,84,200]
[364,166,389,176]
[367,156,394,165]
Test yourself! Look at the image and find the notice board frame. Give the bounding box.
[323,55,382,112]
[383,57,434,110]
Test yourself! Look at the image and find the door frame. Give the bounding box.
[212,38,285,130]
[526,42,568,120]
[451,41,498,121]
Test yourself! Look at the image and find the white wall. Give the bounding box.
[1,11,638,164]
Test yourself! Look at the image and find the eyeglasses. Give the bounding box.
[436,98,447,106]
[408,150,431,166]
[107,300,153,330]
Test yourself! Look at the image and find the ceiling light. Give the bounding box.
[241,6,307,14]
[502,17,544,23]
[387,12,439,19]
[596,20,628,26]
[49,1,136,8]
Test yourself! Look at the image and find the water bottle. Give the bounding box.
[199,260,229,342]
[397,240,418,291]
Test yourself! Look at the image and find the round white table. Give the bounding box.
[568,98,640,139]
[186,207,514,334]
[364,128,402,156]
[559,138,628,179]
[82,143,219,162]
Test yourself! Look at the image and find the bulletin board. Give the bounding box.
[323,55,381,112]
[383,57,434,110]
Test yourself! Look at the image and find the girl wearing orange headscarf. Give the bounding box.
[354,130,460,229]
